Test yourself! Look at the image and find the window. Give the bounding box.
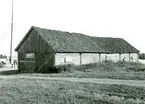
[26,53,34,58]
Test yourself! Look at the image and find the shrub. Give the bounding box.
[0,63,3,68]
[75,63,98,71]
[139,53,145,59]
[115,61,145,72]
[53,61,116,73]
[52,61,145,73]
[54,64,75,73]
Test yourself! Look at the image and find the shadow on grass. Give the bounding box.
[0,70,19,75]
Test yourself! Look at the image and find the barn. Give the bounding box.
[15,26,140,72]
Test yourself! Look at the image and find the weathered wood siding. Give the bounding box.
[18,52,35,72]
[17,29,54,72]
[81,53,99,64]
[35,53,54,72]
[17,29,53,53]
[18,52,54,72]
[55,53,80,65]
[17,29,39,53]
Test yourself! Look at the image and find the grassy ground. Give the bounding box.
[17,61,145,80]
[46,70,145,80]
[0,78,144,104]
[0,62,145,103]
[51,61,145,80]
[17,70,145,81]
[1,61,145,80]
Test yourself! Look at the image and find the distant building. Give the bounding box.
[15,26,139,72]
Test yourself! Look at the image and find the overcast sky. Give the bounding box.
[0,0,145,56]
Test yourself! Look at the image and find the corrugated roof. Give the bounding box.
[15,26,140,53]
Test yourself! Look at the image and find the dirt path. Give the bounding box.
[0,75,145,87]
[0,63,17,71]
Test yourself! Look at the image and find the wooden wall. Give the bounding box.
[35,53,54,72]
[18,52,35,72]
[17,29,54,72]
[17,29,53,53]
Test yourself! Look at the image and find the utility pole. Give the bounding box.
[10,0,14,64]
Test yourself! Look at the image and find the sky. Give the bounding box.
[0,0,145,56]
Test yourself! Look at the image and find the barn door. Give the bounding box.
[35,53,54,73]
[18,53,35,73]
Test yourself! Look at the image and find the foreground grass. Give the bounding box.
[1,61,145,80]
[0,78,144,104]
[19,61,145,80]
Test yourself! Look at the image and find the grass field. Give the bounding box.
[17,61,145,80]
[0,62,145,104]
[0,77,145,104]
[1,61,145,80]
[53,61,145,80]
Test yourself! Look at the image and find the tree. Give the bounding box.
[139,53,145,59]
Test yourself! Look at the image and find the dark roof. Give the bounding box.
[91,37,140,53]
[15,26,140,53]
[34,27,105,53]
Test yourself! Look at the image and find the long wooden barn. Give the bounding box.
[15,26,140,72]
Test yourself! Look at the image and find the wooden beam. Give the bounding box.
[80,53,82,65]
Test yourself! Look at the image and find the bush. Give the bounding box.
[52,61,145,73]
[75,63,98,71]
[53,61,116,73]
[139,53,145,59]
[0,63,3,68]
[54,64,75,73]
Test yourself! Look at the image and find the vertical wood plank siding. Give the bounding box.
[17,29,54,72]
[18,52,35,72]
[35,53,54,72]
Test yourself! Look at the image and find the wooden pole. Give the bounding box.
[10,0,14,64]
